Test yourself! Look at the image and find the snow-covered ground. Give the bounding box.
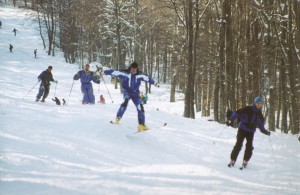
[0,4,300,195]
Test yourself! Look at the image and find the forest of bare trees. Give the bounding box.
[7,0,300,134]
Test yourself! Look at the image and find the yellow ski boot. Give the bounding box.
[137,124,149,132]
[111,118,121,124]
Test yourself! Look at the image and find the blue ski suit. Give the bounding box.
[104,69,155,125]
[73,70,100,104]
[229,104,270,162]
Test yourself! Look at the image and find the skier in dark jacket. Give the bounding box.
[12,28,17,36]
[227,97,271,168]
[36,66,57,102]
[9,44,13,52]
[34,49,37,58]
[73,64,100,104]
[104,62,156,132]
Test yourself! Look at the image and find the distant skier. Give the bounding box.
[34,49,37,58]
[35,66,58,102]
[12,28,17,36]
[73,64,100,104]
[98,95,106,104]
[227,97,271,169]
[9,44,13,52]
[104,62,157,132]
[0,20,2,28]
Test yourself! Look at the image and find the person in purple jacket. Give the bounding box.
[227,97,271,168]
[73,64,100,104]
[104,62,157,132]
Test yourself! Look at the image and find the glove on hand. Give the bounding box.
[96,80,100,84]
[263,130,271,136]
[103,70,109,75]
[226,120,233,127]
[55,80,58,84]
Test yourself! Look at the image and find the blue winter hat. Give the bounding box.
[254,96,263,104]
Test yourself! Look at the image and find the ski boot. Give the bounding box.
[41,98,45,102]
[228,160,235,167]
[35,98,39,102]
[137,124,149,132]
[112,118,121,124]
[241,160,248,168]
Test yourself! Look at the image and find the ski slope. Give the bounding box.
[0,4,300,195]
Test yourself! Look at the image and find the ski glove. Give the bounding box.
[55,80,58,84]
[95,80,100,84]
[263,130,271,136]
[104,70,111,75]
[226,120,233,127]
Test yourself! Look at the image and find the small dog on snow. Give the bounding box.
[52,97,61,105]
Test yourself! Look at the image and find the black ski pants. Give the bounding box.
[36,83,50,100]
[230,128,254,162]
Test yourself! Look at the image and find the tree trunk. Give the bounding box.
[37,5,46,50]
[183,0,195,118]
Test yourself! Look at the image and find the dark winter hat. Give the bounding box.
[130,62,138,68]
[254,96,263,104]
[48,66,53,69]
[85,64,90,67]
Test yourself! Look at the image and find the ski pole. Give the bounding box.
[53,81,58,97]
[67,80,74,106]
[23,80,40,99]
[96,67,101,92]
[268,136,277,168]
[213,125,227,145]
[101,74,113,103]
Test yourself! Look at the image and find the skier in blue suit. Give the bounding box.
[104,62,157,132]
[73,64,100,104]
[227,97,271,169]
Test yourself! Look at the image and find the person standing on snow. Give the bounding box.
[36,66,57,102]
[73,64,100,104]
[34,49,37,58]
[12,28,17,36]
[9,44,13,52]
[104,62,157,132]
[227,97,271,168]
[98,95,106,104]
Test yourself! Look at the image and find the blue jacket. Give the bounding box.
[230,104,268,134]
[104,69,155,93]
[73,70,100,84]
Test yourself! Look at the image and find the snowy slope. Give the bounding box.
[0,4,300,195]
